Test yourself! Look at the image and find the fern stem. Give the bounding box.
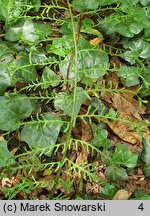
[49,0,79,198]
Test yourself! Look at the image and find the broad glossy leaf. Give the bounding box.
[72,0,100,11]
[5,19,35,42]
[21,113,63,148]
[0,67,11,95]
[121,0,139,5]
[81,18,94,33]
[140,0,150,6]
[141,138,150,164]
[0,95,35,131]
[144,5,150,18]
[11,52,37,84]
[82,51,109,78]
[101,184,118,199]
[123,50,138,64]
[144,28,150,40]
[60,49,108,80]
[91,97,107,115]
[112,143,138,168]
[129,22,143,34]
[46,36,73,57]
[59,21,78,35]
[0,42,15,64]
[0,0,22,21]
[143,164,150,177]
[54,87,88,116]
[139,67,150,96]
[122,38,143,63]
[31,48,48,64]
[134,189,149,198]
[91,123,112,150]
[117,65,140,86]
[96,0,117,6]
[141,67,150,83]
[33,22,52,39]
[99,5,150,37]
[99,14,134,38]
[132,5,150,27]
[0,140,16,167]
[104,165,128,181]
[29,0,41,12]
[5,19,52,43]
[41,66,61,88]
[72,0,116,12]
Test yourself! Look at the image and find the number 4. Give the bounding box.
[138,203,144,211]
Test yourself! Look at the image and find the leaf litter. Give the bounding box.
[0,0,150,200]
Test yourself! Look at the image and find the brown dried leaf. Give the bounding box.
[81,119,93,142]
[108,113,142,145]
[100,90,112,104]
[105,72,119,89]
[90,37,101,45]
[1,177,13,188]
[76,151,88,164]
[112,93,145,120]
[110,56,121,68]
[113,189,131,200]
[86,181,101,194]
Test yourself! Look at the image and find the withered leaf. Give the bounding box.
[76,151,88,164]
[112,92,145,120]
[113,189,131,200]
[108,112,142,145]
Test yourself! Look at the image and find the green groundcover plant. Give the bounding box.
[0,0,150,200]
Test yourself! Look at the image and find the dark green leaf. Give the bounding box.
[0,95,35,131]
[11,52,37,84]
[0,67,11,95]
[131,196,150,200]
[101,184,118,199]
[91,123,112,150]
[54,87,88,116]
[33,22,52,39]
[21,113,63,149]
[140,0,150,6]
[5,18,52,43]
[72,0,100,12]
[99,5,150,37]
[60,48,108,80]
[81,18,94,33]
[72,0,116,12]
[59,21,77,35]
[0,140,16,167]
[0,0,23,22]
[141,138,150,163]
[117,65,140,86]
[121,0,139,5]
[112,143,138,168]
[28,0,41,12]
[91,97,107,115]
[144,28,150,41]
[0,42,15,64]
[143,164,150,176]
[104,165,128,181]
[30,48,48,64]
[123,38,150,62]
[134,189,149,198]
[41,67,61,88]
[46,36,73,57]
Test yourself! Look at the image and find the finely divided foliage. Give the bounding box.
[0,0,150,200]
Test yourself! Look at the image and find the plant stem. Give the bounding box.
[49,0,80,198]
